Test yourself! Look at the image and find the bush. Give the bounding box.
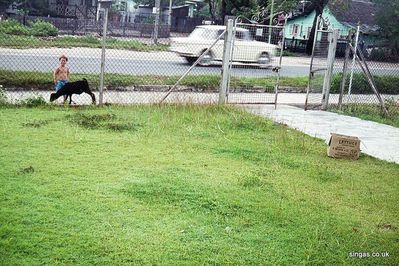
[0,85,8,106]
[331,73,399,95]
[20,95,47,107]
[80,34,100,44]
[368,48,399,63]
[0,19,29,35]
[29,19,58,37]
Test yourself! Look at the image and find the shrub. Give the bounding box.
[368,48,399,63]
[0,85,8,106]
[331,73,399,95]
[80,34,100,44]
[29,20,58,37]
[0,19,29,35]
[20,95,47,107]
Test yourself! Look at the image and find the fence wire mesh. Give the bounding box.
[0,16,286,106]
[1,13,398,118]
[0,14,226,105]
[306,22,398,120]
[306,29,331,109]
[228,23,284,104]
[330,31,399,118]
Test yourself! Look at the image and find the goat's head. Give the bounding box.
[49,93,57,102]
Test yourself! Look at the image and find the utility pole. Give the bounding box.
[268,0,274,43]
[98,0,112,106]
[348,24,360,95]
[219,19,234,104]
[168,0,172,28]
[321,29,339,110]
[154,0,161,44]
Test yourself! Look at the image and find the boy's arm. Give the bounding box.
[67,67,70,81]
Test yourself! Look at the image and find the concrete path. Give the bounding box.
[241,104,399,164]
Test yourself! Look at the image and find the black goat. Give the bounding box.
[50,79,96,105]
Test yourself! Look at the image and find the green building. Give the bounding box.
[284,0,379,47]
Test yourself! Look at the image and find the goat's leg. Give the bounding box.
[89,92,96,104]
[83,89,96,105]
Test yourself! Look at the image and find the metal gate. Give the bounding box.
[305,15,338,110]
[227,21,285,106]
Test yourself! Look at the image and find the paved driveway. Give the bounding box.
[242,104,399,164]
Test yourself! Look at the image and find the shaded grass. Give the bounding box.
[0,69,308,91]
[333,102,399,128]
[331,73,399,95]
[0,33,169,51]
[0,105,398,265]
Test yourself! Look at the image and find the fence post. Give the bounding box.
[321,29,338,110]
[305,15,320,110]
[338,39,351,110]
[348,24,360,95]
[99,7,109,106]
[274,24,286,110]
[219,19,234,104]
[268,0,274,43]
[348,44,389,117]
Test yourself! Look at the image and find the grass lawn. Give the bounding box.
[0,105,398,265]
[0,33,169,52]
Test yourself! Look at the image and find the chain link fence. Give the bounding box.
[306,18,398,119]
[306,25,332,109]
[1,13,398,120]
[331,30,399,119]
[228,22,284,105]
[0,14,221,105]
[0,15,284,106]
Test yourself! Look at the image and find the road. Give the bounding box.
[0,47,309,77]
[0,47,397,78]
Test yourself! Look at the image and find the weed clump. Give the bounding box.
[20,95,47,107]
[67,112,140,132]
[22,119,49,128]
[19,166,34,174]
[0,85,8,106]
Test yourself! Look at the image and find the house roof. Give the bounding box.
[288,0,379,33]
[330,0,379,33]
[330,0,376,27]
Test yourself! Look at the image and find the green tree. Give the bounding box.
[0,0,50,15]
[0,0,12,6]
[133,0,186,7]
[374,0,399,57]
[217,0,298,23]
[206,0,220,22]
[305,0,329,54]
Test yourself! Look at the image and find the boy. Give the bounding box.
[53,54,70,103]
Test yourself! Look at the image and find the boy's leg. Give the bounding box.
[55,80,68,104]
[55,81,62,104]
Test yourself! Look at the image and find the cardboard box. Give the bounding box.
[327,133,361,160]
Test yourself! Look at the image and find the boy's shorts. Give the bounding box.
[55,80,68,92]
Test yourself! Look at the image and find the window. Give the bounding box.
[235,31,245,40]
[235,31,252,41]
[291,24,301,37]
